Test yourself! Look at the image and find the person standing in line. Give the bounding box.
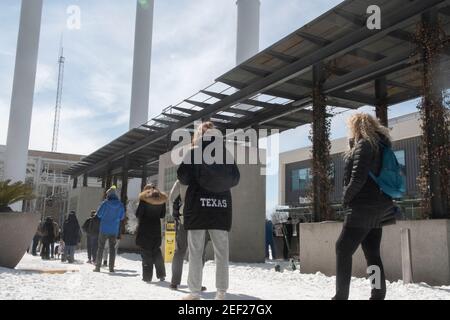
[334,113,395,300]
[94,186,125,273]
[41,217,57,260]
[31,222,42,256]
[50,219,59,259]
[282,217,293,260]
[135,184,167,283]
[265,219,276,260]
[62,212,82,263]
[178,122,240,300]
[169,179,208,291]
[82,210,100,264]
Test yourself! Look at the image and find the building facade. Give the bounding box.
[0,145,100,225]
[279,112,422,207]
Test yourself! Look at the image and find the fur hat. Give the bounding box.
[139,187,168,206]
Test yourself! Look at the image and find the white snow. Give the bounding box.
[1,252,449,300]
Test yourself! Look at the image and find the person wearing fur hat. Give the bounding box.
[94,186,125,273]
[135,184,168,283]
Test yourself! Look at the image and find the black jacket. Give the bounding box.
[82,216,100,236]
[177,142,240,231]
[135,196,166,250]
[62,214,82,246]
[342,134,394,228]
[89,216,100,235]
[42,218,56,243]
[343,134,393,206]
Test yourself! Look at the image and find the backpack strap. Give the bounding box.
[368,140,385,180]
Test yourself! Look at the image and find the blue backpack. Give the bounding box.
[369,142,406,199]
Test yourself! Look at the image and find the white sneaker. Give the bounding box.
[182,293,201,300]
[215,291,226,300]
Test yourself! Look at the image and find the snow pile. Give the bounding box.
[0,253,449,300]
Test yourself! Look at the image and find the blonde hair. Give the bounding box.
[346,113,391,153]
[192,121,215,146]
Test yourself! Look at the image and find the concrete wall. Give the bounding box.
[300,220,450,286]
[158,144,266,263]
[68,186,104,249]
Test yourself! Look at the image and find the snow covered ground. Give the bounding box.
[1,252,450,300]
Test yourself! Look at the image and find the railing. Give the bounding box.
[39,173,70,185]
[277,198,425,222]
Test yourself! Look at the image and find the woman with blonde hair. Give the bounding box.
[334,113,394,300]
[178,121,240,300]
[135,184,168,282]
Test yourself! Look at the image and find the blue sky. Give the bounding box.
[0,0,418,215]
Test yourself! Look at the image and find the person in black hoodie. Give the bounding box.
[41,217,57,260]
[333,113,394,300]
[62,211,82,263]
[82,210,100,264]
[135,184,168,283]
[177,122,240,300]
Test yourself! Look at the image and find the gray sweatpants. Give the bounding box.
[171,221,209,286]
[188,229,229,294]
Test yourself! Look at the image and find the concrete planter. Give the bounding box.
[300,220,450,286]
[0,212,41,268]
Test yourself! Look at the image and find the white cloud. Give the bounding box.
[35,63,57,94]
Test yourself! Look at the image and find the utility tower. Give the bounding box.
[51,44,65,152]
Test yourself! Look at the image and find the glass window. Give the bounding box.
[291,168,311,191]
[291,165,335,192]
[394,150,407,176]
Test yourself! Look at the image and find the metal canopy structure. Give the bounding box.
[65,0,450,182]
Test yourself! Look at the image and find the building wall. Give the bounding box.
[68,186,105,249]
[0,145,93,223]
[279,112,423,206]
[284,136,422,205]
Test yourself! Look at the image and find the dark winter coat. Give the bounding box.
[42,218,56,244]
[177,141,240,231]
[82,216,100,236]
[89,216,100,235]
[62,214,82,246]
[342,134,394,228]
[135,191,167,250]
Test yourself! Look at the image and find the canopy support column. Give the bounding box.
[121,156,130,206]
[375,77,389,126]
[311,63,332,222]
[419,9,450,218]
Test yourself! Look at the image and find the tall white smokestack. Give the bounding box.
[128,0,155,199]
[236,0,260,148]
[4,0,43,210]
[236,0,260,64]
[129,0,155,129]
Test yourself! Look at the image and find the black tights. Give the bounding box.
[335,227,386,300]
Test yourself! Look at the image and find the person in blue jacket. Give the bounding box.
[93,186,125,273]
